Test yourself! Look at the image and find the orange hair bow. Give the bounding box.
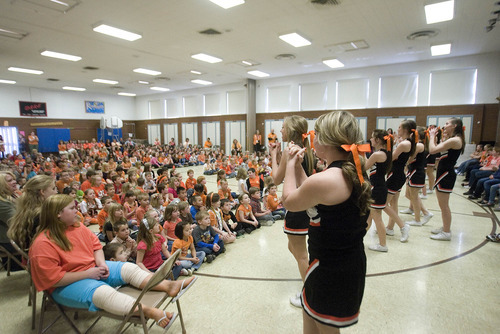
[302,130,315,149]
[463,126,466,132]
[411,129,418,144]
[340,143,371,184]
[383,134,393,151]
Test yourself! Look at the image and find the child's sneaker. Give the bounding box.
[430,231,451,241]
[180,269,189,276]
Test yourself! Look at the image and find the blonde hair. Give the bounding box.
[150,193,162,208]
[236,168,247,180]
[168,176,178,189]
[283,115,314,176]
[8,175,55,249]
[314,110,372,215]
[0,171,16,201]
[37,194,76,251]
[108,203,125,224]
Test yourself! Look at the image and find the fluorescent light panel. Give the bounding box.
[63,86,86,91]
[191,53,222,63]
[133,68,161,76]
[425,0,454,24]
[279,32,311,47]
[209,0,245,9]
[431,43,451,56]
[50,0,69,6]
[323,59,344,69]
[190,70,202,75]
[138,81,150,84]
[0,26,29,40]
[248,70,270,78]
[41,50,81,61]
[93,78,118,85]
[8,67,43,75]
[191,79,212,85]
[0,79,16,84]
[118,92,136,96]
[150,87,170,91]
[93,24,142,41]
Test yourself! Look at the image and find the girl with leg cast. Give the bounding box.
[269,115,315,307]
[29,195,196,330]
[429,118,464,240]
[282,110,370,334]
[384,120,415,242]
[365,130,392,252]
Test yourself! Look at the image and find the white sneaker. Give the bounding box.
[400,224,410,243]
[386,228,395,236]
[431,226,443,234]
[430,231,451,241]
[290,292,302,308]
[421,212,434,225]
[369,244,388,252]
[427,188,434,194]
[419,194,428,199]
[407,219,423,226]
[180,269,189,276]
[400,208,414,214]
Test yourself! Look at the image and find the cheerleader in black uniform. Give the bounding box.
[429,118,464,241]
[269,115,315,307]
[406,127,434,226]
[384,120,416,243]
[365,129,392,252]
[425,125,441,194]
[282,111,370,333]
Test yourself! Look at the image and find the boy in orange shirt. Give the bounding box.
[185,169,197,197]
[135,193,150,222]
[265,183,286,220]
[97,196,112,234]
[105,183,121,203]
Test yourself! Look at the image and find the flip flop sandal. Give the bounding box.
[171,276,198,304]
[157,311,177,332]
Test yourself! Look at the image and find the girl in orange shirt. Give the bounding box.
[235,193,259,233]
[206,193,236,244]
[172,221,205,274]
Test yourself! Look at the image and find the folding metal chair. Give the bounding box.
[38,249,190,334]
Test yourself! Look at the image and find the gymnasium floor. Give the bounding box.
[1,165,498,333]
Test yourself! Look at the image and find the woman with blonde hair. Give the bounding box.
[0,171,23,271]
[8,175,58,250]
[282,110,370,334]
[29,195,196,331]
[269,115,315,307]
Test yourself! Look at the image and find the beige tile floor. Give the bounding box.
[1,165,499,333]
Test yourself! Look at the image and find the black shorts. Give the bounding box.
[386,171,406,194]
[370,186,387,209]
[426,153,439,167]
[302,255,366,328]
[407,169,425,188]
[434,171,457,193]
[284,210,309,235]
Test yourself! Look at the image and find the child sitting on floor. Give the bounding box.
[192,211,225,263]
[172,221,206,275]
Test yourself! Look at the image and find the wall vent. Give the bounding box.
[407,30,439,40]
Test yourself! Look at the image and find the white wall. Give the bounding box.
[135,81,247,120]
[0,85,135,120]
[256,52,500,113]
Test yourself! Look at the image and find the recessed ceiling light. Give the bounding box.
[138,81,150,84]
[279,32,311,47]
[190,70,202,75]
[0,26,29,40]
[93,78,118,85]
[323,58,344,69]
[248,70,270,78]
[0,79,16,84]
[208,0,245,9]
[63,86,86,91]
[191,53,222,63]
[150,86,170,91]
[118,92,136,96]
[431,43,451,56]
[242,60,253,66]
[93,23,142,41]
[425,0,454,24]
[41,50,82,62]
[8,67,43,75]
[191,79,213,85]
[133,68,161,76]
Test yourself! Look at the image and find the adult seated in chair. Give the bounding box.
[29,195,196,330]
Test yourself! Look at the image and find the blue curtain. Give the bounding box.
[37,128,70,153]
[97,128,122,142]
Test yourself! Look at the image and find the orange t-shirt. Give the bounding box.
[248,176,260,189]
[136,206,147,222]
[172,236,194,257]
[185,177,197,189]
[29,224,102,293]
[56,179,70,193]
[218,188,233,201]
[208,209,222,228]
[236,204,252,222]
[91,184,106,199]
[97,209,108,232]
[28,135,38,145]
[266,193,280,211]
[253,134,261,145]
[81,180,92,192]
